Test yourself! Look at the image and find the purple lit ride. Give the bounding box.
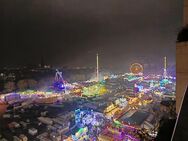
[53,69,66,92]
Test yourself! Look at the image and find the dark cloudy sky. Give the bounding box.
[2,0,182,71]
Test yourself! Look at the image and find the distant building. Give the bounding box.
[28,128,38,136]
[13,136,21,141]
[8,122,20,128]
[36,132,51,141]
[20,121,27,128]
[176,0,188,113]
[2,114,11,118]
[38,117,53,125]
[120,111,149,128]
[0,138,8,141]
[98,134,114,141]
[50,132,61,141]
[19,134,28,141]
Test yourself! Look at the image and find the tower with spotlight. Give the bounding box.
[160,57,169,87]
[163,56,168,79]
[96,53,99,82]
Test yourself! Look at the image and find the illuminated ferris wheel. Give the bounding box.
[130,63,143,75]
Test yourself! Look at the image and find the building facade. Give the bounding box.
[176,0,188,113]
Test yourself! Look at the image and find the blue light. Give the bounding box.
[53,81,65,91]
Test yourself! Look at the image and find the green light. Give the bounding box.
[82,83,107,96]
[78,128,84,134]
[114,120,122,127]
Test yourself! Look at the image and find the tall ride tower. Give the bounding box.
[163,56,167,79]
[96,53,99,82]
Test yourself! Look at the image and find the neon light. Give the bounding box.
[82,82,107,97]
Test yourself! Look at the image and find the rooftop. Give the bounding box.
[121,111,149,126]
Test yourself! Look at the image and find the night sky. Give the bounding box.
[2,0,182,72]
